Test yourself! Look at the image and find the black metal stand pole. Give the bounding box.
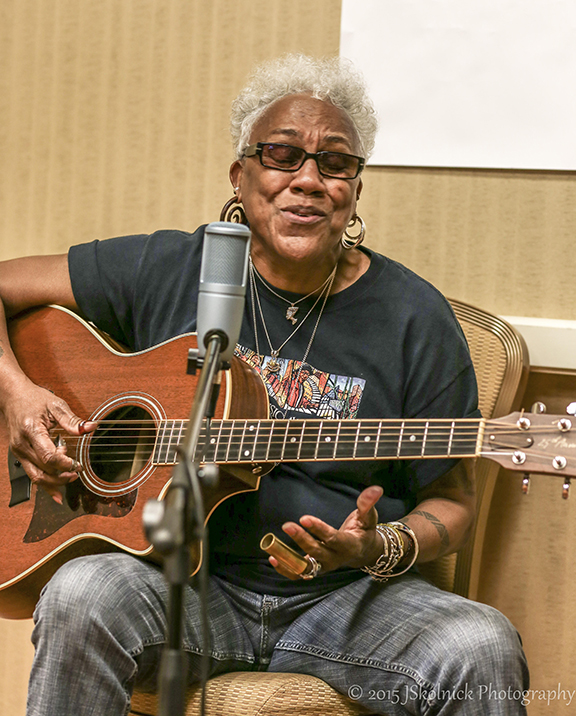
[145,334,225,716]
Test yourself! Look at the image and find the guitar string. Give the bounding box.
[55,423,557,462]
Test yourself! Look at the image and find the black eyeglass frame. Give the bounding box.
[243,142,365,180]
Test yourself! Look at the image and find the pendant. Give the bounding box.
[267,351,281,372]
[285,306,298,324]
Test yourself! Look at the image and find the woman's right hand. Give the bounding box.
[1,375,95,503]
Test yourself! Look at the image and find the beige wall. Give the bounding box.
[2,0,575,319]
[1,2,575,715]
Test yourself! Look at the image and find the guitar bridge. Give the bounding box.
[8,448,31,506]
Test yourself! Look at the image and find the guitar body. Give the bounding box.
[0,305,270,618]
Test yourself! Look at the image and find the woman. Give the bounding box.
[0,55,528,715]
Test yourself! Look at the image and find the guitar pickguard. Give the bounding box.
[23,480,137,543]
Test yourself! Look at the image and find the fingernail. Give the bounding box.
[52,492,63,505]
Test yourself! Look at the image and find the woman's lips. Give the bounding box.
[282,206,326,223]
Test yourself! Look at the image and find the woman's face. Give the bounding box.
[230,94,363,269]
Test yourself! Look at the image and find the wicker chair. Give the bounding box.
[129,298,529,716]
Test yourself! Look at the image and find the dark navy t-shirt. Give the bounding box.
[69,226,479,596]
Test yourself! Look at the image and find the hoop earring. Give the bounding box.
[220,195,248,225]
[341,214,365,250]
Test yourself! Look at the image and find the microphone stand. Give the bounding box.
[144,332,226,716]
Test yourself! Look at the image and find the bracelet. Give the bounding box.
[361,521,419,582]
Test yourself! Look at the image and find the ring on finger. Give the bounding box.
[301,555,322,580]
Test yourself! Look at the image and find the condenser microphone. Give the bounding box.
[196,221,251,364]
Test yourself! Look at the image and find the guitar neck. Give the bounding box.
[152,417,485,466]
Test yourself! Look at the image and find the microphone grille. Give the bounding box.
[201,222,251,286]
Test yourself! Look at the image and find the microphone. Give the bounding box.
[196,221,251,364]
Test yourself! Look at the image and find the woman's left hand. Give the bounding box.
[269,485,385,579]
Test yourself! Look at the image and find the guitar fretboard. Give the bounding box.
[152,418,484,466]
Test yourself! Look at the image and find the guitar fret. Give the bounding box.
[283,422,290,458]
[267,421,288,461]
[253,420,272,462]
[448,421,455,455]
[421,421,429,457]
[398,423,426,457]
[334,421,341,460]
[222,420,235,462]
[266,420,274,460]
[314,421,322,460]
[355,422,379,459]
[152,420,165,464]
[353,422,361,458]
[232,421,246,462]
[297,422,305,460]
[375,421,382,459]
[239,421,258,461]
[397,421,405,458]
[315,421,337,460]
[334,422,356,459]
[300,421,321,461]
[164,420,177,464]
[451,424,479,456]
[284,422,303,461]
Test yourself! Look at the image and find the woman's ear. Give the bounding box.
[229,160,243,198]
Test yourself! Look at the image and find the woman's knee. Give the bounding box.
[429,599,528,685]
[33,553,163,645]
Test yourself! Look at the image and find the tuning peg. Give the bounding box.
[563,478,571,500]
[521,474,530,495]
[531,402,547,414]
[567,402,576,417]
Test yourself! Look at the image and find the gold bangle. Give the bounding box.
[361,521,419,582]
[386,521,419,576]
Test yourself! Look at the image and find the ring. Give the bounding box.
[300,555,322,580]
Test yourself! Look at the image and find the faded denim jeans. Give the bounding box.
[28,553,528,715]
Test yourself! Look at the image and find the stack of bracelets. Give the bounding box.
[361,521,420,582]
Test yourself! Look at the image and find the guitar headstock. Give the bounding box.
[483,410,576,497]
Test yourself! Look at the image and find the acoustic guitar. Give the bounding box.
[1,305,574,618]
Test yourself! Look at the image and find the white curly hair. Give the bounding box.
[230,54,378,160]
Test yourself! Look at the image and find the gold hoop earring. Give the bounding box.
[341,214,365,250]
[220,195,248,225]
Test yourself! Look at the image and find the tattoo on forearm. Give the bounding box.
[411,510,450,549]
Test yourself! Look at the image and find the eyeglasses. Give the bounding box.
[243,142,365,180]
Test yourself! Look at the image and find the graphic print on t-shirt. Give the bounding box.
[235,346,365,420]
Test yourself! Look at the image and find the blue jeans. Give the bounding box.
[28,553,528,716]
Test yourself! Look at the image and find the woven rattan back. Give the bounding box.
[418,299,529,597]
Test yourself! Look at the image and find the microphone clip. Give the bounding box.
[187,348,230,374]
[187,329,232,374]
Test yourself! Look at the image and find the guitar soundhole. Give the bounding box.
[89,405,155,484]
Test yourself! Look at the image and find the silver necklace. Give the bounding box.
[250,258,337,324]
[249,259,336,373]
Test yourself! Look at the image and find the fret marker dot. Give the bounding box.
[291,437,296,443]
[410,435,416,442]
[210,438,216,444]
[249,425,255,431]
[325,437,331,442]
[244,450,250,457]
[364,436,371,442]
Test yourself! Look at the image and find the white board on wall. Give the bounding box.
[340,0,576,170]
